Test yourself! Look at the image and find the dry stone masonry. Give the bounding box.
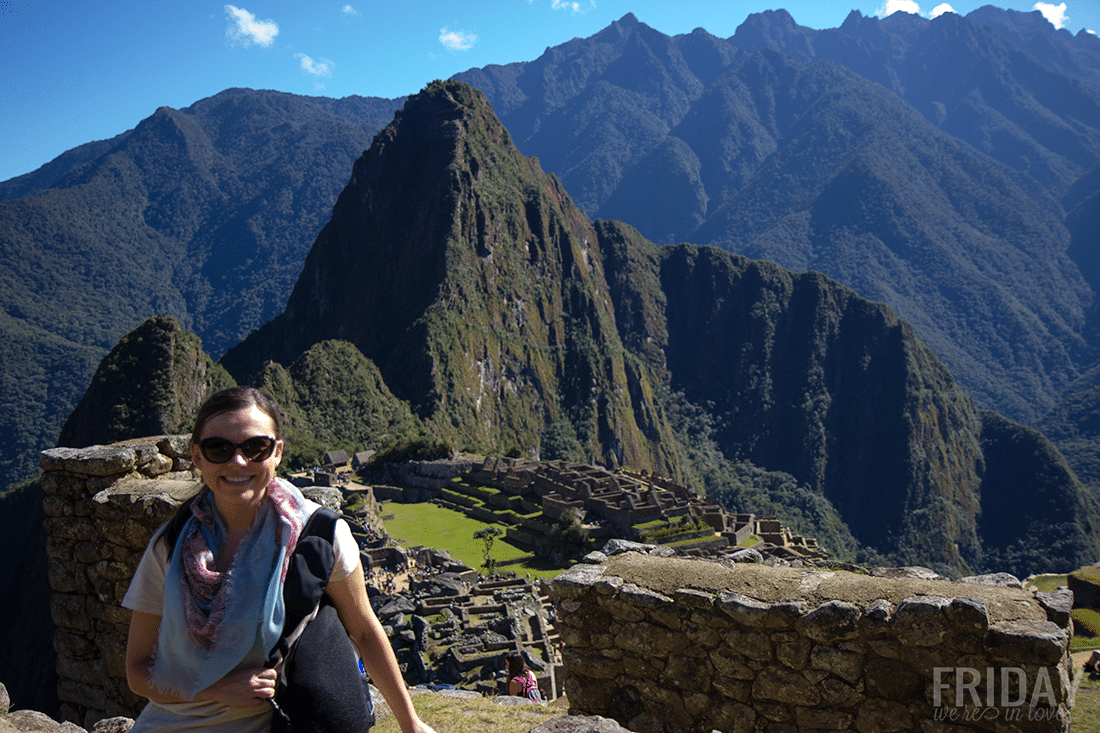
[551,546,1074,733]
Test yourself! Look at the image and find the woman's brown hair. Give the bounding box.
[506,652,529,678]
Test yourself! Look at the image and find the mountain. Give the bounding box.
[221,81,674,474]
[56,316,233,448]
[211,80,1097,576]
[0,89,399,491]
[453,11,1100,427]
[966,5,1100,90]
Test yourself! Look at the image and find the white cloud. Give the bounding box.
[439,27,477,51]
[874,0,921,18]
[1033,2,1068,29]
[224,5,279,47]
[342,5,360,16]
[930,3,955,18]
[296,53,333,77]
[551,0,595,12]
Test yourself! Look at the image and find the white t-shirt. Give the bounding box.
[122,499,360,732]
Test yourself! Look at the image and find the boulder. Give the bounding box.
[528,715,633,732]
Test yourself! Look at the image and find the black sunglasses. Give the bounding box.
[198,436,277,464]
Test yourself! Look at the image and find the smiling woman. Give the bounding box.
[121,386,439,733]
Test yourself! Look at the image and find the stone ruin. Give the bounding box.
[390,456,827,565]
[552,545,1076,733]
[375,573,560,697]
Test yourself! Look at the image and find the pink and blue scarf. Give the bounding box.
[150,477,308,700]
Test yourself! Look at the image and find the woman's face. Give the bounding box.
[190,404,284,523]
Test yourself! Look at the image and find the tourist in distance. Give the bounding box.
[123,386,437,733]
[506,652,545,702]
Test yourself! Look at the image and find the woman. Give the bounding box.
[124,387,436,733]
[506,653,543,702]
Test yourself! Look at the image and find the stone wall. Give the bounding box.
[38,439,342,729]
[551,549,1075,733]
[1067,569,1100,610]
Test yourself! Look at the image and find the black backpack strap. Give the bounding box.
[267,507,341,668]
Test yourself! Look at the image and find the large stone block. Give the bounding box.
[855,698,911,732]
[661,654,713,692]
[672,587,714,610]
[715,591,771,628]
[862,657,922,701]
[986,620,1067,666]
[1035,589,1073,629]
[53,630,96,660]
[553,563,610,599]
[709,647,756,680]
[706,698,756,733]
[795,600,861,644]
[892,596,951,647]
[810,644,864,684]
[48,557,90,595]
[41,472,89,500]
[776,636,812,670]
[41,445,155,477]
[615,621,683,658]
[946,596,989,633]
[751,664,821,705]
[56,678,108,712]
[43,517,95,542]
[725,628,772,662]
[562,647,623,680]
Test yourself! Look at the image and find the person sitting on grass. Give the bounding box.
[506,653,544,702]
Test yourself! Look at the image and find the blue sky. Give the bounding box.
[1,0,1095,183]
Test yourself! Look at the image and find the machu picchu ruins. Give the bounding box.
[367,456,829,566]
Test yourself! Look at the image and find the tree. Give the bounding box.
[474,526,503,576]
[544,509,590,563]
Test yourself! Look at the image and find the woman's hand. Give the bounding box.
[127,609,277,708]
[194,667,277,708]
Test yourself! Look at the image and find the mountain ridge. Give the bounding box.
[67,79,1097,579]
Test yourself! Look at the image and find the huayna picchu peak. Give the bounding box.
[221,80,667,473]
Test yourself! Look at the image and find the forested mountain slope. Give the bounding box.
[0,90,396,489]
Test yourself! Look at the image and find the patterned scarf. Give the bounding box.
[150,477,308,699]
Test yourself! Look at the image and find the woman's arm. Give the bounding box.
[326,562,437,733]
[125,610,276,708]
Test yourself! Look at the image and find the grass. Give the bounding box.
[1028,574,1067,593]
[1074,609,1100,636]
[1073,567,1100,583]
[380,501,568,580]
[372,691,568,733]
[1072,667,1100,733]
[1073,636,1100,652]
